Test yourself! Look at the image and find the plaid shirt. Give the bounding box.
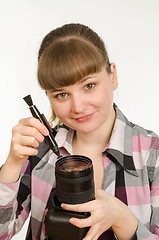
[0,104,159,240]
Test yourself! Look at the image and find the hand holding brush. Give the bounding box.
[0,107,50,183]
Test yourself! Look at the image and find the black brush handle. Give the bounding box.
[29,105,60,158]
[40,114,60,157]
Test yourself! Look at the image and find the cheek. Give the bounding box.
[51,102,69,119]
[94,88,113,108]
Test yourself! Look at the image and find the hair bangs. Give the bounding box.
[38,38,106,91]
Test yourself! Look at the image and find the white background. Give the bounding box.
[0,0,159,239]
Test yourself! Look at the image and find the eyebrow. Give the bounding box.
[51,88,65,93]
[79,75,96,84]
[51,75,97,93]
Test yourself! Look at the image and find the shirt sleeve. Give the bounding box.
[134,152,159,239]
[0,159,31,239]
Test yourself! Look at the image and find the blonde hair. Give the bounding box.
[37,23,111,122]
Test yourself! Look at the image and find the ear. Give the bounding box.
[110,63,118,91]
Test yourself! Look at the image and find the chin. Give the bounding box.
[76,124,100,134]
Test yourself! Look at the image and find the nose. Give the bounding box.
[71,94,87,113]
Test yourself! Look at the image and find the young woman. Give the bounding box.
[0,23,158,240]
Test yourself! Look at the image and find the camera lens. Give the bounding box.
[58,159,90,172]
[55,155,94,204]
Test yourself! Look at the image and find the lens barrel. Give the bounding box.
[55,155,94,204]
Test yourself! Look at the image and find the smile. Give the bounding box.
[74,113,94,122]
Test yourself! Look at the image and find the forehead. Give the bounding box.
[49,67,106,93]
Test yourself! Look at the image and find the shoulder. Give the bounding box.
[127,119,159,183]
[122,116,159,160]
[130,122,159,149]
[128,120,159,178]
[115,104,159,147]
[132,123,158,141]
[115,104,159,154]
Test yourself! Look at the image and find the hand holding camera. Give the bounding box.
[62,189,138,240]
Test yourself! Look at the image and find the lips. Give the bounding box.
[74,113,94,122]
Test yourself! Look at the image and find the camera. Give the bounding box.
[45,155,95,240]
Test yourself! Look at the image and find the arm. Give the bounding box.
[134,153,159,239]
[0,159,31,239]
[0,117,49,239]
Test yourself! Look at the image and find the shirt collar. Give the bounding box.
[104,104,138,177]
[55,125,74,155]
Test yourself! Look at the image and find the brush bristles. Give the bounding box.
[23,95,33,106]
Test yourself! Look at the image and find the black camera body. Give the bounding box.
[45,189,90,240]
[45,155,94,240]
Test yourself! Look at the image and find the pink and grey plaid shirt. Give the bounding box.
[0,104,159,240]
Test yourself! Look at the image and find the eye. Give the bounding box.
[56,93,68,99]
[85,83,95,90]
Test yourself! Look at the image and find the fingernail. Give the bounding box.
[49,122,53,127]
[43,129,49,136]
[61,203,66,208]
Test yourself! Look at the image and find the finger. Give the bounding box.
[83,221,108,240]
[61,200,96,213]
[95,188,108,199]
[19,117,49,136]
[12,144,38,158]
[69,214,98,228]
[19,126,45,143]
[82,222,102,240]
[16,135,40,149]
[20,145,38,156]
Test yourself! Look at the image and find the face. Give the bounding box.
[47,65,118,134]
